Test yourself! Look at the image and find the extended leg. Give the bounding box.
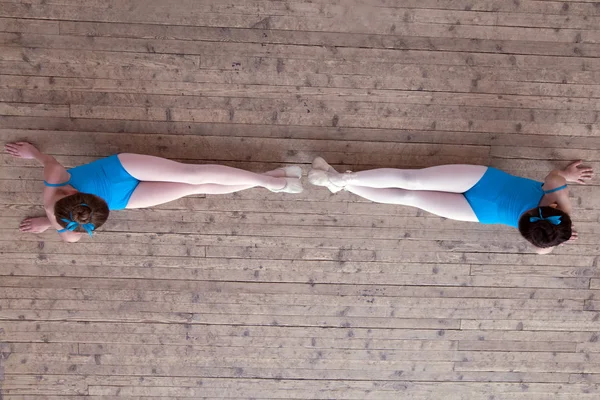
[126,181,259,209]
[309,157,486,193]
[345,185,478,222]
[118,153,301,192]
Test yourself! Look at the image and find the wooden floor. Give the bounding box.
[1,0,600,399]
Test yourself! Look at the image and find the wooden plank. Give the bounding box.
[1,320,595,345]
[7,0,600,17]
[461,319,600,332]
[52,20,600,57]
[4,376,594,396]
[2,1,599,398]
[6,88,600,126]
[4,76,600,113]
[0,17,59,34]
[2,1,600,34]
[12,288,577,310]
[5,34,600,89]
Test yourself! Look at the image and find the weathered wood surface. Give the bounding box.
[1,0,599,399]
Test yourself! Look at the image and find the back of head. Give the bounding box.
[54,193,109,235]
[518,206,571,248]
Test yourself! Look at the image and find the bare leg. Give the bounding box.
[19,216,52,233]
[346,185,478,222]
[126,181,261,209]
[309,157,486,193]
[118,153,301,191]
[339,165,487,192]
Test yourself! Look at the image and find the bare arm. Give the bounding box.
[541,161,593,213]
[540,171,571,214]
[534,161,593,253]
[5,142,70,186]
[6,142,81,243]
[534,246,554,255]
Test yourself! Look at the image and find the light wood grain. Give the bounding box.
[1,0,600,398]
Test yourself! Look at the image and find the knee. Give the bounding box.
[399,171,423,190]
[181,164,205,184]
[395,188,418,205]
[377,188,414,205]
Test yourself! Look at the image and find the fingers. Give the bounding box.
[5,143,23,157]
[569,232,579,241]
[577,170,593,184]
[19,218,32,232]
[570,160,582,168]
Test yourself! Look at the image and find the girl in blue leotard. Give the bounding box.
[6,142,303,243]
[308,157,593,254]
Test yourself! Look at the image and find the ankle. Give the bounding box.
[330,171,354,187]
[270,178,287,191]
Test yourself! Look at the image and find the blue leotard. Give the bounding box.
[43,155,140,210]
[463,167,564,228]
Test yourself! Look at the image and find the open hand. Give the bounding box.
[569,225,578,242]
[5,142,40,159]
[563,161,593,184]
[20,217,52,233]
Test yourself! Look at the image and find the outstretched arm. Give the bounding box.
[5,142,69,184]
[552,161,594,185]
[537,161,593,251]
[5,142,70,205]
[6,142,80,243]
[542,161,593,215]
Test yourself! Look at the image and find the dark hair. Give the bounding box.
[54,193,109,234]
[518,206,571,248]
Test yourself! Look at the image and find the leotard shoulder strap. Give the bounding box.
[43,180,70,187]
[543,184,567,194]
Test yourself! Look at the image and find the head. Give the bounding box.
[54,193,109,237]
[518,206,571,248]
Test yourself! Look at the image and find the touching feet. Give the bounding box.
[265,165,304,193]
[263,165,302,179]
[308,157,349,193]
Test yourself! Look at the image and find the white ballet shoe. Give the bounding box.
[307,169,345,193]
[276,165,302,179]
[308,157,347,193]
[312,156,335,172]
[269,177,304,194]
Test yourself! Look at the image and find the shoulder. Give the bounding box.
[44,164,71,186]
[542,171,567,193]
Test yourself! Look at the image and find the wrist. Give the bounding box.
[38,153,56,165]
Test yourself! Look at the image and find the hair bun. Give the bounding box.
[54,193,110,234]
[519,206,572,248]
[532,220,558,245]
[72,204,92,223]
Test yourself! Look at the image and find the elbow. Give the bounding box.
[547,170,567,184]
[535,246,554,255]
[61,233,82,243]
